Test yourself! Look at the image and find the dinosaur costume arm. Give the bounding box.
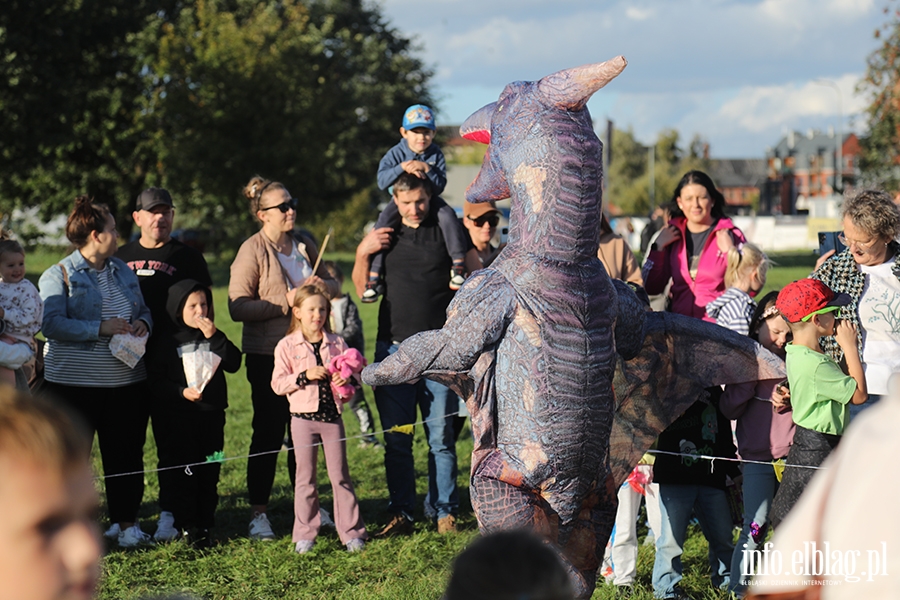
[361,269,515,388]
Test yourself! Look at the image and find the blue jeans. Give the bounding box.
[729,462,779,596]
[374,341,459,520]
[848,393,883,422]
[653,484,734,598]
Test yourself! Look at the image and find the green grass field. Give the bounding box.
[24,248,819,600]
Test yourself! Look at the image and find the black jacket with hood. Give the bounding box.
[147,279,242,411]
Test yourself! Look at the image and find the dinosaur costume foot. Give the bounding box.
[471,452,619,598]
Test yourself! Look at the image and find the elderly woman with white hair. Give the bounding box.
[812,189,900,419]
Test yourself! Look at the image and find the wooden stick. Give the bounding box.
[311,226,334,275]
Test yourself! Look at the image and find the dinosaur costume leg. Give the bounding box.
[472,451,619,598]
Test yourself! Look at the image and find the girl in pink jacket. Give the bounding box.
[271,285,367,554]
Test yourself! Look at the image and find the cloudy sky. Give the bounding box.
[378,0,887,158]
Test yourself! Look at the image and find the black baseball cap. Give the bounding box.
[135,187,174,211]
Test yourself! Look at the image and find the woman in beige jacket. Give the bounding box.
[228,176,338,540]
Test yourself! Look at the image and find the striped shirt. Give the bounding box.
[44,266,147,387]
[706,287,756,336]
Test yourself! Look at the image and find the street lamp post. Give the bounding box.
[814,79,843,194]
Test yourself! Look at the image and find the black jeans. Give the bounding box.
[246,353,295,506]
[41,379,149,524]
[150,400,178,513]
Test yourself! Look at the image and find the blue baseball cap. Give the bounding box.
[402,104,436,131]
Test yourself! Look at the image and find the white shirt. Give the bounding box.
[277,240,314,288]
[858,257,900,395]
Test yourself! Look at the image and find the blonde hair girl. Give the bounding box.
[270,284,367,554]
[706,242,770,335]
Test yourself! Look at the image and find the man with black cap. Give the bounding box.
[114,187,214,542]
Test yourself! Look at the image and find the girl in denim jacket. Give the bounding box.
[271,284,367,554]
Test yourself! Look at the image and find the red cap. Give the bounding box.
[775,279,851,323]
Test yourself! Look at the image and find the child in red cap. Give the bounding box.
[769,278,868,527]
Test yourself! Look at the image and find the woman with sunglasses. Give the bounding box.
[228,176,338,541]
[462,199,504,271]
[810,188,900,420]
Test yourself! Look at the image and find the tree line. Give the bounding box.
[0,0,434,251]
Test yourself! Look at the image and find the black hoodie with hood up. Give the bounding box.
[146,279,242,411]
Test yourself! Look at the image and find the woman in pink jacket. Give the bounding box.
[643,170,747,321]
[271,284,367,554]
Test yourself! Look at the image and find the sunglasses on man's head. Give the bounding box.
[260,198,298,213]
[470,214,500,227]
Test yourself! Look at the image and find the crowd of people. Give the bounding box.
[1,101,899,600]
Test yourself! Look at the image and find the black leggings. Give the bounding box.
[246,353,296,506]
[40,380,149,524]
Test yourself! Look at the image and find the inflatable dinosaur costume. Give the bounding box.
[363,56,784,597]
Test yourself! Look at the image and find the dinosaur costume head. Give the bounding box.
[460,57,627,262]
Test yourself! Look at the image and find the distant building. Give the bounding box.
[762,130,860,215]
[707,159,768,213]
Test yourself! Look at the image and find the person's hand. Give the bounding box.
[0,333,16,344]
[654,225,681,249]
[194,315,217,339]
[332,372,349,388]
[359,227,393,257]
[99,318,132,336]
[132,320,149,337]
[285,287,297,307]
[305,366,329,381]
[183,387,203,402]
[814,249,836,271]
[835,320,857,350]
[715,229,736,254]
[772,385,791,413]
[401,160,429,177]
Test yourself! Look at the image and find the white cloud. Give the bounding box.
[714,74,867,133]
[625,6,655,21]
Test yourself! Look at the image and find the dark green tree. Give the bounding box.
[859,3,900,190]
[606,127,707,214]
[0,0,170,222]
[138,0,434,248]
[1,0,433,251]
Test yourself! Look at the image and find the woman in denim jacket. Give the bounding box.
[38,196,153,548]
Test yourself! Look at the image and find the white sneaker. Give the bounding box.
[449,271,466,290]
[103,523,121,539]
[294,539,315,554]
[118,524,152,548]
[249,512,276,541]
[319,508,336,529]
[345,538,365,553]
[154,510,178,542]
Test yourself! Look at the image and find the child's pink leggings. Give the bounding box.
[290,416,367,544]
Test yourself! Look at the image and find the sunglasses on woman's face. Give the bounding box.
[470,214,500,227]
[260,198,298,213]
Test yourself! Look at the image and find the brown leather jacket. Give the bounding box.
[228,230,337,355]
